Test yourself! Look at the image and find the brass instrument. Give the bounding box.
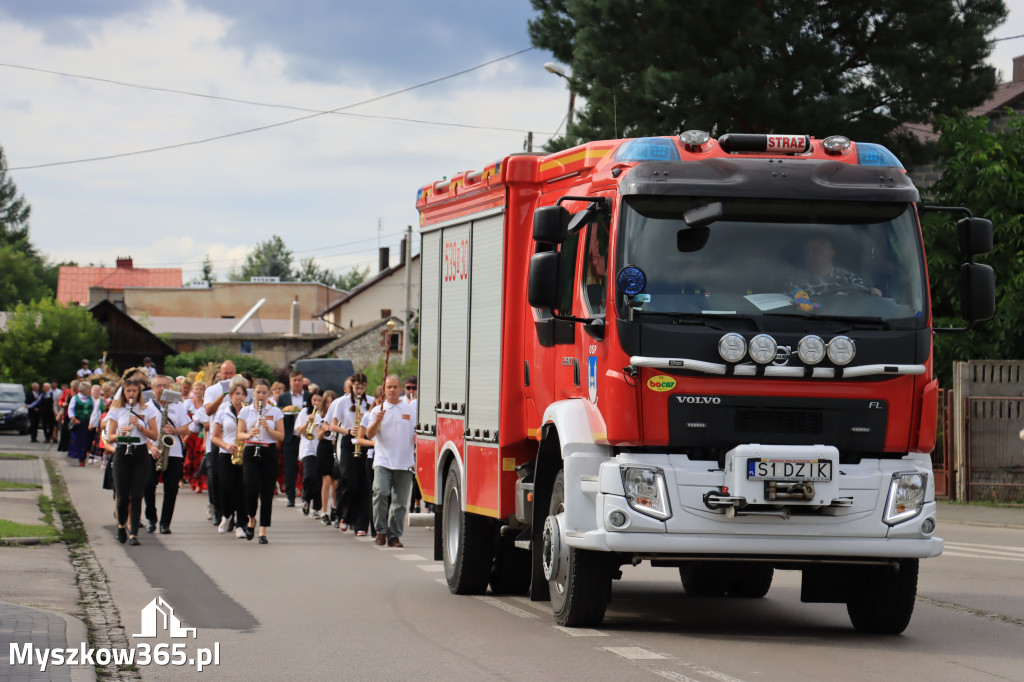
[155,389,182,472]
[232,427,245,466]
[352,397,363,457]
[304,406,317,440]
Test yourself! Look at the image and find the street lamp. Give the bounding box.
[544,61,575,137]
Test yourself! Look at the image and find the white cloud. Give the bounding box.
[1,0,567,280]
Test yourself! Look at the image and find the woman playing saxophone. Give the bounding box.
[211,378,249,536]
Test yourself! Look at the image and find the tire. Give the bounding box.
[441,467,495,595]
[679,564,728,597]
[548,470,611,626]
[490,531,531,595]
[846,559,919,634]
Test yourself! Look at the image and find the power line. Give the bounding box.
[9,47,537,171]
[0,60,552,136]
[992,33,1024,42]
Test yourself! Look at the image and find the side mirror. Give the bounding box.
[528,252,561,310]
[957,217,993,256]
[533,206,569,244]
[960,262,995,322]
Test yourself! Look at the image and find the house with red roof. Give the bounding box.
[56,257,182,306]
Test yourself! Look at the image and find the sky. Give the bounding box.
[1,1,1023,284]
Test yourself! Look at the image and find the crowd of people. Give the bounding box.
[24,357,421,549]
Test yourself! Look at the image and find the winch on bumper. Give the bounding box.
[551,444,943,561]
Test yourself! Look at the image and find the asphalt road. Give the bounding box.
[32,446,1024,681]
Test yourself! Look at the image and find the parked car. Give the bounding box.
[293,359,354,396]
[0,384,30,435]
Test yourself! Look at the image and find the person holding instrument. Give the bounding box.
[316,390,338,526]
[294,390,323,518]
[211,378,250,537]
[105,380,159,546]
[327,373,373,533]
[237,378,284,544]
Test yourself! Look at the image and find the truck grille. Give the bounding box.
[735,408,823,435]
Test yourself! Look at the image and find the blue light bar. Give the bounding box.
[614,137,681,163]
[856,142,904,169]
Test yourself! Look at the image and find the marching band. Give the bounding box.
[35,355,418,550]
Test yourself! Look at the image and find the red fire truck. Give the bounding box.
[414,131,994,634]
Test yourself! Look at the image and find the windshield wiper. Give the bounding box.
[632,310,763,329]
[763,312,890,330]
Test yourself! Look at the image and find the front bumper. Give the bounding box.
[560,449,942,561]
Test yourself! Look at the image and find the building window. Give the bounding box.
[239,340,253,355]
[381,309,392,318]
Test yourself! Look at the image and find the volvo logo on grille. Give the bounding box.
[675,396,722,405]
[774,345,792,366]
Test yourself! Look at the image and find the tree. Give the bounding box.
[229,235,294,281]
[0,144,33,255]
[163,345,274,381]
[0,244,50,308]
[293,257,339,288]
[923,110,1024,386]
[0,299,107,386]
[335,264,369,292]
[528,0,1006,158]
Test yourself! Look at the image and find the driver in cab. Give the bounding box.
[785,236,881,298]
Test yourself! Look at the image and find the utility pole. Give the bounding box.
[524,131,534,153]
[403,224,413,363]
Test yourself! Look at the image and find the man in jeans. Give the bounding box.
[365,375,416,547]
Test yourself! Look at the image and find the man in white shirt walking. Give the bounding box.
[365,375,416,547]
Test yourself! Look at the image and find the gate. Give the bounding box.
[953,360,1024,502]
[933,388,952,499]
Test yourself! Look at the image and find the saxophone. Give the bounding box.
[304,407,317,440]
[352,398,363,457]
[156,404,172,471]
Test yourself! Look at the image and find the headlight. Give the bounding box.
[748,334,777,365]
[827,336,856,366]
[718,333,747,363]
[797,335,826,365]
[621,466,671,520]
[14,406,28,416]
[883,472,927,525]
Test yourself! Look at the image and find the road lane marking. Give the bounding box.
[678,665,746,682]
[396,553,428,561]
[474,596,539,619]
[944,542,1024,558]
[553,625,607,637]
[654,671,703,682]
[941,551,1024,562]
[945,541,1024,551]
[603,646,667,660]
[417,564,446,572]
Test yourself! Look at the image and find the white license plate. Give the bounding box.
[747,458,832,482]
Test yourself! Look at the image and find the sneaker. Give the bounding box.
[387,537,404,548]
[235,527,246,539]
[320,514,331,526]
[374,533,387,546]
[355,530,367,537]
[206,503,216,521]
[218,518,230,534]
[301,500,310,515]
[128,536,141,546]
[339,521,349,532]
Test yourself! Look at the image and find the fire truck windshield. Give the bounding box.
[617,196,927,329]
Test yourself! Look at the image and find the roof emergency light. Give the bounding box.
[679,130,711,152]
[614,137,681,163]
[855,142,904,169]
[718,133,810,154]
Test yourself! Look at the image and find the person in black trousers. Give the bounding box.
[274,371,310,507]
[238,379,285,544]
[211,379,250,536]
[106,380,159,546]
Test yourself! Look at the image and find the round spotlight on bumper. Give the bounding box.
[609,510,627,528]
[718,332,747,363]
[748,334,777,365]
[797,335,826,365]
[827,335,856,365]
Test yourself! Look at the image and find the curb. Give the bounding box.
[938,518,1024,531]
[34,605,97,682]
[0,536,54,546]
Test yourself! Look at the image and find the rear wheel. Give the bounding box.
[846,559,919,634]
[679,564,728,597]
[547,470,611,626]
[442,467,494,594]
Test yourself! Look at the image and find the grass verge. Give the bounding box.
[0,453,39,460]
[0,480,42,490]
[44,459,88,546]
[0,518,57,538]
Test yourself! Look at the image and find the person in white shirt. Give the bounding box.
[210,379,250,536]
[399,375,425,513]
[315,391,338,526]
[147,375,192,534]
[200,360,238,526]
[237,378,285,543]
[366,375,417,547]
[294,391,324,518]
[142,357,158,379]
[327,373,374,533]
[105,380,158,546]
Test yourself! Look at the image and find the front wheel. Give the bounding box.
[846,559,919,634]
[547,470,611,626]
[441,467,494,594]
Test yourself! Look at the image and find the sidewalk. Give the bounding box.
[0,446,96,682]
[937,500,1024,529]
